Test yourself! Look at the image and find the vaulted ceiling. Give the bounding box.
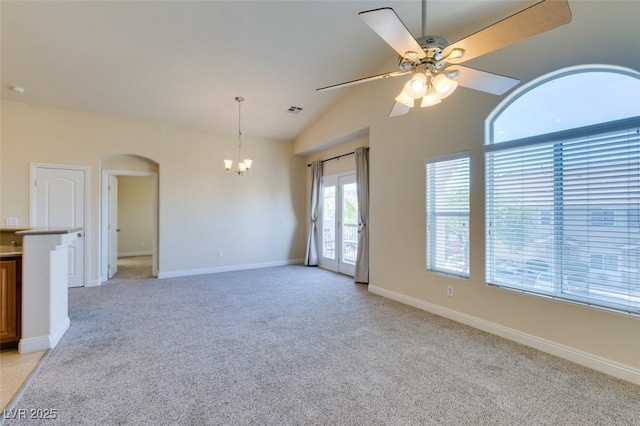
[1,1,637,142]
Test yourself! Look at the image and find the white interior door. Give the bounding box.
[108,175,118,279]
[319,173,358,276]
[33,165,86,287]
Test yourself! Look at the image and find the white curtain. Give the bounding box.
[354,147,369,283]
[304,160,322,266]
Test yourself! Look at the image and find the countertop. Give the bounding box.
[16,227,83,236]
[1,227,81,257]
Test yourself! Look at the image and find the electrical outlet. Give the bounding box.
[5,217,19,227]
[217,250,223,258]
[140,241,145,247]
[447,285,454,297]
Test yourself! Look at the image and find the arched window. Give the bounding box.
[484,65,640,315]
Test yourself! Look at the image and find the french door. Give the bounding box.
[320,173,358,276]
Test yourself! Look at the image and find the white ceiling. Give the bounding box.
[1,0,576,142]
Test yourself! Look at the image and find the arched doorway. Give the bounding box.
[100,154,159,283]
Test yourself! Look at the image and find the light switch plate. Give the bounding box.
[5,217,19,227]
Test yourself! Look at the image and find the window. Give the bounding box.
[425,152,470,278]
[539,210,552,225]
[628,209,640,228]
[589,253,618,271]
[485,65,640,315]
[590,210,615,227]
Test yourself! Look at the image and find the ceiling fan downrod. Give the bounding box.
[421,0,427,38]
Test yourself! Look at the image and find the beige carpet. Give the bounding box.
[4,266,639,425]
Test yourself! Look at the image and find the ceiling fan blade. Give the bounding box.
[443,0,572,64]
[359,8,426,60]
[389,102,411,117]
[453,65,520,95]
[317,70,409,92]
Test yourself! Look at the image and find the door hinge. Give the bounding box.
[108,224,111,231]
[108,263,111,270]
[108,184,111,191]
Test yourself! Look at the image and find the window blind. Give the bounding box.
[426,152,470,278]
[486,123,640,314]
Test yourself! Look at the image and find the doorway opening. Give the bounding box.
[111,255,153,281]
[100,155,159,283]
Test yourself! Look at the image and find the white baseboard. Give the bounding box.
[118,251,152,258]
[368,284,640,386]
[87,278,101,287]
[18,318,70,354]
[157,258,305,279]
[50,317,70,348]
[19,336,50,354]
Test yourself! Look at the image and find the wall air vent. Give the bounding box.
[286,106,304,114]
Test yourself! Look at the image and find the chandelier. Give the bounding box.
[224,96,252,175]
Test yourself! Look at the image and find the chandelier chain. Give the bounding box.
[236,96,244,154]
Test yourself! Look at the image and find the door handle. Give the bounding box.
[116,229,121,232]
[77,232,83,237]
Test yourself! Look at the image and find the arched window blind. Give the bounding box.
[485,65,640,315]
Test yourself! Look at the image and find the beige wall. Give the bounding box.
[304,135,370,220]
[117,175,154,256]
[295,2,640,376]
[1,101,307,283]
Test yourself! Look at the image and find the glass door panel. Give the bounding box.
[322,185,336,260]
[319,173,357,276]
[341,181,358,270]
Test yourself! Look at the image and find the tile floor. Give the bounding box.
[0,349,45,410]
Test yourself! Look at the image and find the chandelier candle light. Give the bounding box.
[224,96,252,175]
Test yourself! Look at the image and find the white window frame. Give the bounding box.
[485,65,640,316]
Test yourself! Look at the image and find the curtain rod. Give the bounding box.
[306,147,369,167]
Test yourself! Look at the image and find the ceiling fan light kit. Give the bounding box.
[432,73,458,99]
[395,89,415,108]
[317,0,572,117]
[420,87,441,108]
[409,73,427,94]
[394,67,459,109]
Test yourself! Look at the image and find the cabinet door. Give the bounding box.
[0,258,19,345]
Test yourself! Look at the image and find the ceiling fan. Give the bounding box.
[317,0,572,117]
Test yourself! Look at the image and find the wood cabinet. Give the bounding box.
[0,256,21,349]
